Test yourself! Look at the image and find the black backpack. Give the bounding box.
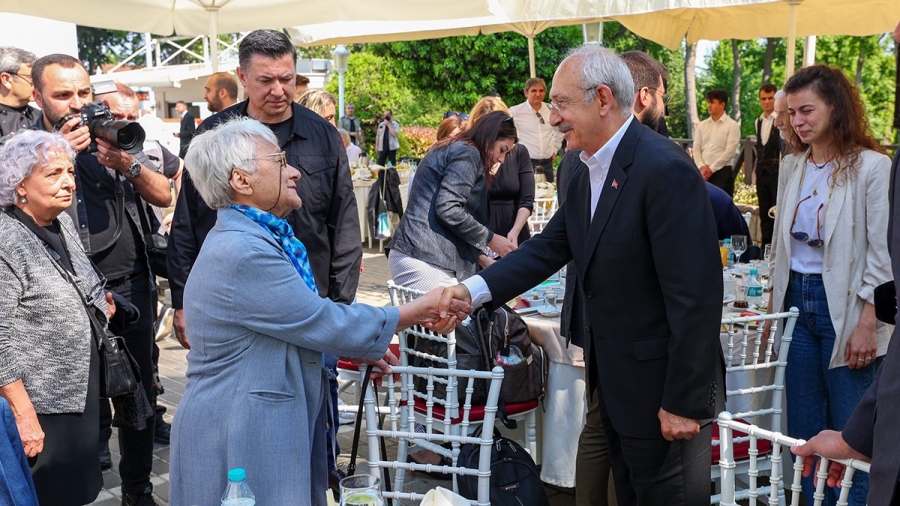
[456,427,550,506]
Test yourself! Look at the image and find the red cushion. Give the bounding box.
[337,343,401,371]
[711,419,774,464]
[412,398,539,424]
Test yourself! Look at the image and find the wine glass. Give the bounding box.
[763,244,772,264]
[731,235,747,265]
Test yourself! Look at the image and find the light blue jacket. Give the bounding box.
[169,207,398,506]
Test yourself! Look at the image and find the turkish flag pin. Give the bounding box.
[611,179,619,190]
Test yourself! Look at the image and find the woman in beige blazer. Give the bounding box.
[769,64,891,506]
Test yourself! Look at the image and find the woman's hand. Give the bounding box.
[15,408,44,458]
[845,303,878,369]
[105,291,116,321]
[506,230,519,249]
[488,234,515,258]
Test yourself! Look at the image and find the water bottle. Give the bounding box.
[745,269,763,308]
[221,468,255,506]
[723,238,734,268]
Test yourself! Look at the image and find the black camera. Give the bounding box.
[54,101,145,154]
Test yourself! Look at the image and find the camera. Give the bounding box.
[54,101,145,154]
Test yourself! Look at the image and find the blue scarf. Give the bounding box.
[230,205,319,295]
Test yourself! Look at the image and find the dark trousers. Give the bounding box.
[377,149,397,167]
[99,273,156,497]
[605,416,713,506]
[575,387,614,506]
[708,165,735,197]
[531,158,554,183]
[756,169,778,246]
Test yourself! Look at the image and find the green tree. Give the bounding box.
[76,26,146,74]
[367,27,582,113]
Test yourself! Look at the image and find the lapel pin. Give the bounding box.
[611,179,619,190]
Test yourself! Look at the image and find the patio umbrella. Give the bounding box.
[288,0,752,78]
[0,0,495,71]
[613,0,900,76]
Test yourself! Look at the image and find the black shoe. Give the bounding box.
[121,492,159,506]
[154,416,171,445]
[99,442,112,470]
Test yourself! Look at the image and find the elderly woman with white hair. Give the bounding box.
[0,130,107,505]
[168,117,466,506]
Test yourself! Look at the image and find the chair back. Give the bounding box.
[528,196,558,235]
[364,365,505,506]
[719,308,799,432]
[717,412,871,506]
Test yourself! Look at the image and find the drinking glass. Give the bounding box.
[763,244,772,264]
[731,235,747,264]
[719,240,728,268]
[543,289,559,312]
[340,476,383,506]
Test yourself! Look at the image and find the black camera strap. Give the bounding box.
[85,169,125,256]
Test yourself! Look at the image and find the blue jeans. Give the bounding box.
[784,272,880,506]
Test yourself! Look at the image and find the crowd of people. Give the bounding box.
[0,20,899,506]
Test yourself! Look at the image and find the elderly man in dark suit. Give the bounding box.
[439,44,724,505]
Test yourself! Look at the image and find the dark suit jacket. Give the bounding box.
[179,111,196,156]
[843,149,900,506]
[167,100,362,308]
[557,150,586,349]
[707,182,751,240]
[480,119,724,439]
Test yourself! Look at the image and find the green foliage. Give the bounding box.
[367,27,582,113]
[76,26,146,74]
[324,52,444,156]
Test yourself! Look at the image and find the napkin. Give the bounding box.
[421,486,469,506]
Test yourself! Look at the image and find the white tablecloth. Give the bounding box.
[521,314,585,488]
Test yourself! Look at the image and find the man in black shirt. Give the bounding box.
[167,29,361,349]
[32,53,171,506]
[0,46,40,137]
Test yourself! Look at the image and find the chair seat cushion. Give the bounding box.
[711,419,774,463]
[412,398,539,424]
[337,343,400,371]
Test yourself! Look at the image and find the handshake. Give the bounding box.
[396,284,476,335]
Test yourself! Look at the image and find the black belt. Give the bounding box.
[789,270,823,280]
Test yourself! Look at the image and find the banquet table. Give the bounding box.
[352,178,409,246]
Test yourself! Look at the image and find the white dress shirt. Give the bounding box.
[757,111,776,146]
[463,116,635,307]
[509,102,564,160]
[693,114,740,173]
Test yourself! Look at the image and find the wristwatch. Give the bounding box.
[124,160,142,178]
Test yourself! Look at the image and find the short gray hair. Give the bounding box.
[0,130,75,207]
[185,117,278,209]
[565,45,634,118]
[774,89,786,101]
[337,128,351,145]
[0,46,37,75]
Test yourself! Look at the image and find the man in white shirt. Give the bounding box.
[755,83,781,246]
[439,44,724,506]
[509,77,563,182]
[693,89,741,196]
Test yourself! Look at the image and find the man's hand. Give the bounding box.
[700,165,713,181]
[58,116,91,152]
[14,408,44,458]
[95,139,136,175]
[488,234,516,258]
[658,408,700,441]
[105,291,117,321]
[791,430,869,488]
[173,308,190,350]
[438,284,474,322]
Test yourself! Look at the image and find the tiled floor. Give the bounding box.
[90,247,576,505]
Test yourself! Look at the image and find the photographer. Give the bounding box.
[375,108,399,167]
[31,53,169,506]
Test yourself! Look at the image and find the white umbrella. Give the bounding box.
[0,0,495,71]
[613,0,900,76]
[289,0,749,77]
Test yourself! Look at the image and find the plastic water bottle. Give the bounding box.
[745,269,763,308]
[221,468,255,506]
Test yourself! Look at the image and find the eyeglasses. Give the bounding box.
[444,111,469,121]
[648,87,670,105]
[234,151,287,177]
[534,111,545,125]
[8,73,32,85]
[548,85,599,112]
[790,195,825,248]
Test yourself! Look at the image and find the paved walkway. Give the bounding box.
[91,247,575,505]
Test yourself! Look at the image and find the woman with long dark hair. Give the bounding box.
[769,64,892,506]
[387,111,518,290]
